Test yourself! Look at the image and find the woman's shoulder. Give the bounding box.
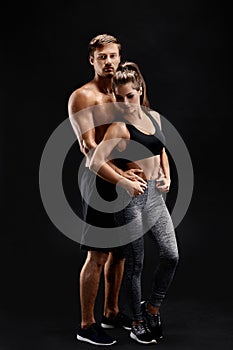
[148,109,162,128]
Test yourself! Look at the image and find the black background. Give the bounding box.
[1,1,233,349]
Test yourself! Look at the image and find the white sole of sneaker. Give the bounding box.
[77,334,117,346]
[101,323,115,329]
[130,332,157,344]
[101,323,131,331]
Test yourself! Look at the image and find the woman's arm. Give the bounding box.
[156,148,171,192]
[161,148,170,181]
[150,111,171,192]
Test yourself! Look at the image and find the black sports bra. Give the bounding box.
[113,109,166,164]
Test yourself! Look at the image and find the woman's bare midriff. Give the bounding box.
[126,155,161,180]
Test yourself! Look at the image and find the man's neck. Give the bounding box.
[93,75,113,95]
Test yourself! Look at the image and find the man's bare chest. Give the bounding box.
[92,102,116,127]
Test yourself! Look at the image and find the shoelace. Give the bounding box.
[134,323,146,335]
[144,303,161,327]
[133,322,151,335]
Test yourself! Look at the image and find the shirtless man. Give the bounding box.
[68,34,146,346]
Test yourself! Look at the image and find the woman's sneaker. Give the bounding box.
[77,323,117,346]
[141,301,163,340]
[130,321,156,344]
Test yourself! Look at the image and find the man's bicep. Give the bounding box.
[68,90,96,135]
[69,108,96,149]
[69,106,94,133]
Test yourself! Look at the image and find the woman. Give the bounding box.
[90,62,179,345]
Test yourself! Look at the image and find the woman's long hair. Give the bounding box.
[113,61,150,108]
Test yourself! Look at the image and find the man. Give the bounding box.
[68,34,145,346]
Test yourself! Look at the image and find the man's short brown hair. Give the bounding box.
[88,34,121,57]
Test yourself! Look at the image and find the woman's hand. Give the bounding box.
[118,178,147,197]
[156,175,171,193]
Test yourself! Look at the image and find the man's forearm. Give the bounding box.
[107,160,124,176]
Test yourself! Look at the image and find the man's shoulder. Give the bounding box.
[69,82,97,101]
[68,82,98,114]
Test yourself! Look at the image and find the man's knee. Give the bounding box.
[109,250,125,265]
[87,250,110,268]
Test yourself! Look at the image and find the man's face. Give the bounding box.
[90,43,121,78]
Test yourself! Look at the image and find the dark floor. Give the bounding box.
[1,298,233,350]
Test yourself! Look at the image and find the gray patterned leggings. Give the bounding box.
[114,180,179,321]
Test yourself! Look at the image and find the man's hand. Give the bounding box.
[118,177,147,197]
[122,168,147,185]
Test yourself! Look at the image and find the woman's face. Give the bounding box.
[114,82,142,114]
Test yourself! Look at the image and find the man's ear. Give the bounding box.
[139,87,143,95]
[89,56,94,65]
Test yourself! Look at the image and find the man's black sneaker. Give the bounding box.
[141,301,163,340]
[101,312,132,330]
[77,323,117,346]
[130,321,157,344]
